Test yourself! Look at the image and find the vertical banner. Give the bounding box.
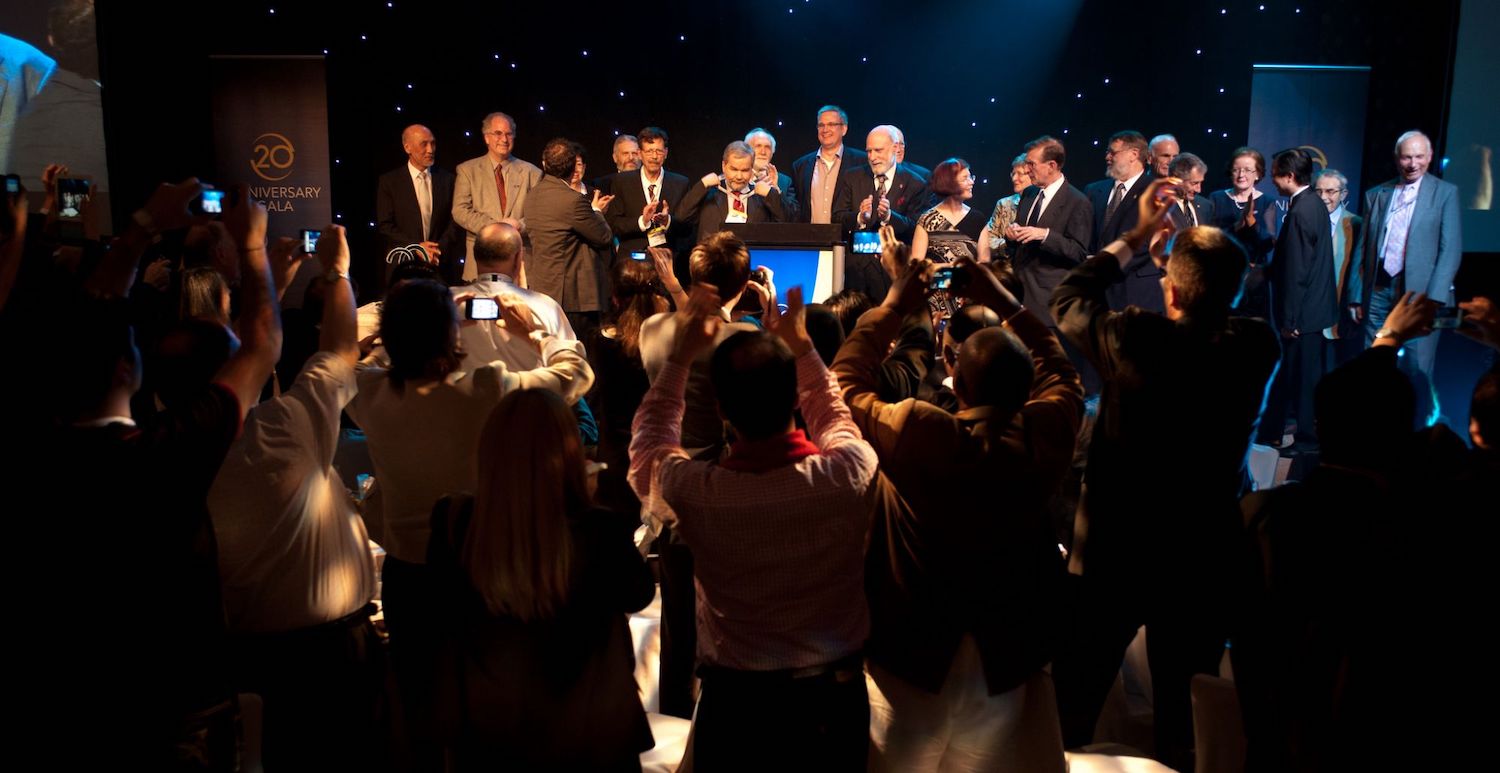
[1247,64,1371,213]
[209,55,331,233]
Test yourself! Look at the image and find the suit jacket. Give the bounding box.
[522,175,615,313]
[1012,180,1093,326]
[376,164,462,284]
[605,168,692,257]
[1270,189,1338,333]
[1050,247,1281,590]
[675,181,788,246]
[1085,171,1161,312]
[1167,196,1215,232]
[900,161,932,182]
[1330,210,1365,338]
[789,147,867,223]
[832,164,930,243]
[833,305,1081,695]
[1347,174,1463,309]
[773,171,798,223]
[452,155,543,263]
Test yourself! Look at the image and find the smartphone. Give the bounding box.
[58,178,89,218]
[929,265,966,292]
[4,174,19,195]
[852,231,881,254]
[300,229,322,254]
[466,297,500,320]
[1434,305,1462,329]
[199,188,226,215]
[629,251,649,261]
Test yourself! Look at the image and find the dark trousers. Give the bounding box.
[1258,333,1329,445]
[1365,283,1441,423]
[382,556,443,773]
[693,658,870,772]
[1053,576,1227,771]
[229,610,388,772]
[567,310,602,347]
[656,529,698,719]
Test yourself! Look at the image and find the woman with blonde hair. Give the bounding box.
[427,388,656,770]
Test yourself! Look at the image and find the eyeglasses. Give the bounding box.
[1315,187,1345,196]
[816,122,846,129]
[484,131,515,139]
[641,148,667,157]
[1231,166,1258,176]
[1104,146,1135,157]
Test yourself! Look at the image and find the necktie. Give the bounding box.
[1104,182,1125,223]
[416,170,432,241]
[648,183,657,205]
[1383,185,1415,277]
[732,192,746,215]
[1026,190,1046,226]
[494,163,508,214]
[875,174,888,201]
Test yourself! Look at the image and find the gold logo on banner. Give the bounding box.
[250,133,296,181]
[1298,145,1330,169]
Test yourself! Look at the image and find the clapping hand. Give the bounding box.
[669,283,723,365]
[765,286,812,357]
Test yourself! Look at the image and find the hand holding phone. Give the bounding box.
[300,229,322,254]
[466,297,500,320]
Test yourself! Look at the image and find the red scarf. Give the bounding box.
[719,429,820,472]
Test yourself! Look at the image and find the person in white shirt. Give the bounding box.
[453,221,581,380]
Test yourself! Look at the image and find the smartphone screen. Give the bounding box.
[929,266,954,291]
[4,175,18,195]
[301,229,322,254]
[852,231,881,254]
[629,251,649,261]
[1434,306,1462,329]
[58,178,88,218]
[200,189,225,215]
[467,297,500,320]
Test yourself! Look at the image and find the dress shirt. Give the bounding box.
[809,146,845,224]
[628,350,878,670]
[1027,175,1068,225]
[637,168,671,231]
[453,273,584,392]
[1379,175,1423,275]
[210,352,377,633]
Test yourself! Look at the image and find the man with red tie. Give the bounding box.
[676,141,788,246]
[452,111,542,281]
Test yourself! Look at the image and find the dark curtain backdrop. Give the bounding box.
[95,0,1460,299]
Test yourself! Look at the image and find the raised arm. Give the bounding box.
[213,186,283,420]
[315,224,358,366]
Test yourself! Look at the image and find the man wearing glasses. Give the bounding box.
[1084,130,1158,311]
[1314,169,1365,364]
[453,111,542,281]
[790,105,868,224]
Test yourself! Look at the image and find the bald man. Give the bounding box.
[453,221,578,373]
[1147,134,1180,179]
[376,124,461,288]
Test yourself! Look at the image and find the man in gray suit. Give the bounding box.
[522,138,616,341]
[452,111,543,281]
[1348,130,1463,419]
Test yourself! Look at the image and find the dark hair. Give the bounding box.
[1227,147,1266,180]
[541,137,582,178]
[804,304,845,366]
[1166,226,1250,318]
[689,231,751,300]
[953,327,1034,418]
[1472,372,1500,450]
[1168,152,1208,178]
[151,318,236,410]
[610,258,668,358]
[387,260,441,291]
[824,289,873,336]
[49,0,97,78]
[1024,135,1066,169]
[638,126,669,146]
[1271,148,1314,186]
[942,304,1001,369]
[929,158,971,197]
[1109,130,1148,156]
[178,266,230,326]
[380,278,461,388]
[816,105,849,125]
[711,331,797,441]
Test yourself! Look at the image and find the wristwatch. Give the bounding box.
[1374,327,1398,341]
[325,268,349,284]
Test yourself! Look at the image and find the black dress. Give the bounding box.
[427,498,656,771]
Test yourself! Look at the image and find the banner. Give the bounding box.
[1247,64,1370,213]
[209,55,331,231]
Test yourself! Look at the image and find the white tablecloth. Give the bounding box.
[629,587,663,714]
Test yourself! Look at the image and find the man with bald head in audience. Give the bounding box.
[456,222,578,372]
[377,124,461,287]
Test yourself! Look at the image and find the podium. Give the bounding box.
[722,223,851,304]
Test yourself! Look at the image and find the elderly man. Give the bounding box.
[889,125,932,182]
[376,124,461,287]
[1147,134,1180,179]
[612,134,642,173]
[745,127,798,221]
[677,140,788,245]
[833,125,930,241]
[1315,168,1365,363]
[1347,130,1463,419]
[452,111,542,280]
[1166,152,1213,230]
[790,105,868,224]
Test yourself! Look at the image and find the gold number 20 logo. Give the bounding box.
[250,133,296,181]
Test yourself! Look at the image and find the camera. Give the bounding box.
[58,177,89,219]
[629,251,649,261]
[466,297,500,321]
[300,229,322,254]
[851,231,881,254]
[929,264,967,292]
[1434,305,1462,329]
[4,174,19,195]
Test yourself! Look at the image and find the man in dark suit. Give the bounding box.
[676,141,788,246]
[890,125,932,182]
[1346,130,1463,421]
[833,125,930,299]
[605,126,692,273]
[789,105,868,224]
[1084,130,1157,311]
[1314,168,1365,364]
[1166,153,1214,231]
[1259,148,1338,449]
[745,128,797,222]
[1050,179,1281,770]
[375,124,461,288]
[524,138,617,341]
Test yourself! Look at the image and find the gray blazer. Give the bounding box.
[1348,173,1462,308]
[522,175,614,313]
[452,154,543,266]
